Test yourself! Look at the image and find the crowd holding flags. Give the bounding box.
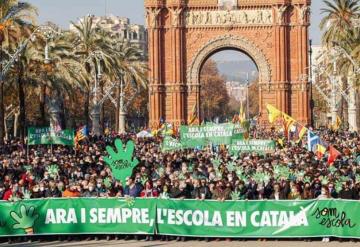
[266,104,342,165]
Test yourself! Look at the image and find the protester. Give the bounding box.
[0,129,359,203]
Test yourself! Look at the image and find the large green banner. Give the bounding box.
[180,124,235,147]
[230,139,276,155]
[0,198,155,236]
[0,199,359,238]
[28,127,74,146]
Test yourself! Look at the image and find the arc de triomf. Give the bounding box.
[145,0,311,128]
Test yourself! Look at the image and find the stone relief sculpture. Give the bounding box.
[146,8,161,28]
[277,5,288,25]
[184,9,272,27]
[299,6,310,25]
[264,10,273,24]
[169,8,183,27]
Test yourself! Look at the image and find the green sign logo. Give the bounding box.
[103,139,139,184]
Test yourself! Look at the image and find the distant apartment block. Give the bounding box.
[70,15,147,55]
[226,81,247,102]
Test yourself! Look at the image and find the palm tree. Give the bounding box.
[111,41,148,132]
[70,15,114,130]
[320,0,360,46]
[0,0,37,143]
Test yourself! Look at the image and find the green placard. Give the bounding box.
[27,127,74,146]
[161,136,183,152]
[0,199,359,238]
[180,123,235,148]
[103,139,139,185]
[230,139,276,155]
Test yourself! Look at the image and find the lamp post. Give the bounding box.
[330,60,338,125]
[0,25,61,140]
[331,42,359,131]
[309,39,314,127]
[246,72,250,119]
[84,50,106,136]
[118,72,126,134]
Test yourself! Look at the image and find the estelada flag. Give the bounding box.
[282,114,296,138]
[296,124,308,143]
[188,102,198,125]
[328,145,341,165]
[316,144,326,159]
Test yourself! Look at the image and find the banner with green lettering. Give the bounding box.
[28,127,74,146]
[0,199,359,238]
[230,139,276,155]
[180,123,235,147]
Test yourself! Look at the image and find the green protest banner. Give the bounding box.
[0,198,155,236]
[103,139,139,184]
[0,199,359,238]
[161,136,183,152]
[180,123,235,148]
[155,199,359,238]
[27,127,74,146]
[230,139,276,155]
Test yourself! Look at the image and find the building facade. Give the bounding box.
[226,81,247,102]
[145,0,311,128]
[70,15,148,55]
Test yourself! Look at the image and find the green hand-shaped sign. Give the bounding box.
[103,139,139,185]
[10,204,38,234]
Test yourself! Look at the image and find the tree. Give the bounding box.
[248,78,259,117]
[200,59,230,121]
[0,0,37,143]
[111,41,148,133]
[320,0,360,47]
[71,15,114,130]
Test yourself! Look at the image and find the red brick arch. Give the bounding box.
[145,0,311,128]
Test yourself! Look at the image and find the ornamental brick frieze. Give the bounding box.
[187,83,201,92]
[259,82,290,91]
[290,82,310,91]
[149,84,166,93]
[164,83,188,93]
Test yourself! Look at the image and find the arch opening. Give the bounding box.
[199,49,259,123]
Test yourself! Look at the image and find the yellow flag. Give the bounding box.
[332,115,342,131]
[266,104,282,124]
[239,101,246,124]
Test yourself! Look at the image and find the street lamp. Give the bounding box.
[331,42,359,131]
[1,25,61,80]
[84,50,106,136]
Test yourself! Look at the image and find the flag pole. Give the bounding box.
[26,140,29,165]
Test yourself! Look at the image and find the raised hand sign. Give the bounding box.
[103,139,139,185]
[10,204,39,234]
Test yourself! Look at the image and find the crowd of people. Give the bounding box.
[0,128,359,202]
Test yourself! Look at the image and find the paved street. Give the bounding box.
[1,239,359,247]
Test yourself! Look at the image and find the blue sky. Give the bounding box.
[26,0,326,44]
